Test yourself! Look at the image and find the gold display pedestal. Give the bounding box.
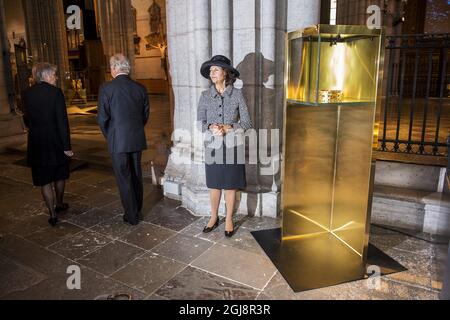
[252,228,406,292]
[252,25,406,292]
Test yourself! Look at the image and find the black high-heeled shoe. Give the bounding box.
[203,218,219,233]
[224,222,235,238]
[55,203,69,213]
[224,229,235,238]
[48,217,58,227]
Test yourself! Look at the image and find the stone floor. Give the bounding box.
[1,94,448,300]
[0,149,447,300]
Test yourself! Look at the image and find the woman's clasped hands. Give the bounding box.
[210,124,232,136]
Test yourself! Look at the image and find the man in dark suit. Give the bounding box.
[98,54,150,225]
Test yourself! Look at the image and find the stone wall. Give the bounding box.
[163,0,320,218]
[97,0,136,78]
[132,0,167,83]
[22,0,69,90]
[0,0,11,114]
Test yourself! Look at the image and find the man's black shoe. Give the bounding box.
[123,216,139,226]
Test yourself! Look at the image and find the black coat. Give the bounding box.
[97,75,150,154]
[23,82,71,167]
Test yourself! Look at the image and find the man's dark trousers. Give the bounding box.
[111,152,143,224]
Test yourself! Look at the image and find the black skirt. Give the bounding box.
[205,143,246,190]
[31,163,70,187]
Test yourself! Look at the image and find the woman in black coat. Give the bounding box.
[23,63,74,226]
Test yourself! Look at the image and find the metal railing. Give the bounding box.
[379,33,449,158]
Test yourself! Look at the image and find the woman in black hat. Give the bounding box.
[197,55,253,237]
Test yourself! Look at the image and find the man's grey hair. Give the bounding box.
[110,54,131,74]
[32,62,57,83]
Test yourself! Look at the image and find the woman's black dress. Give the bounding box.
[198,85,252,191]
[205,143,246,190]
[204,94,246,190]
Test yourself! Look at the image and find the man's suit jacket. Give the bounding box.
[23,82,71,166]
[97,75,150,154]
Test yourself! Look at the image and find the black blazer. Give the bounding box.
[97,75,150,153]
[23,82,71,166]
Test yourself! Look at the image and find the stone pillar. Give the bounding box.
[211,0,232,57]
[287,0,321,31]
[22,0,69,90]
[163,0,211,214]
[0,0,26,150]
[164,0,320,218]
[0,0,11,114]
[97,0,136,78]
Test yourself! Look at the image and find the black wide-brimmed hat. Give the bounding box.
[200,55,240,79]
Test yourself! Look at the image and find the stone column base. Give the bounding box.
[0,114,27,152]
[372,186,450,236]
[423,194,450,236]
[163,179,281,218]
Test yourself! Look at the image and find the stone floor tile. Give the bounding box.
[157,198,182,210]
[179,216,209,236]
[191,243,277,290]
[2,266,146,300]
[99,200,125,215]
[68,169,100,182]
[239,216,281,232]
[142,187,164,212]
[3,213,50,237]
[0,176,31,200]
[0,253,47,299]
[375,278,440,300]
[142,198,181,219]
[77,240,145,276]
[219,228,266,256]
[146,293,169,300]
[196,220,227,242]
[156,266,260,300]
[48,230,110,260]
[111,252,186,295]
[83,191,120,208]
[63,192,88,204]
[75,171,114,186]
[383,248,433,288]
[24,222,85,247]
[259,272,390,300]
[145,206,199,232]
[0,234,77,276]
[93,177,119,192]
[90,215,135,239]
[430,244,448,291]
[370,231,433,256]
[61,201,92,220]
[142,202,172,222]
[152,233,213,264]
[121,223,176,251]
[0,193,45,217]
[65,181,99,196]
[68,208,117,228]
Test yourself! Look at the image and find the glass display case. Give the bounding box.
[252,24,404,292]
[282,24,386,291]
[286,24,382,106]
